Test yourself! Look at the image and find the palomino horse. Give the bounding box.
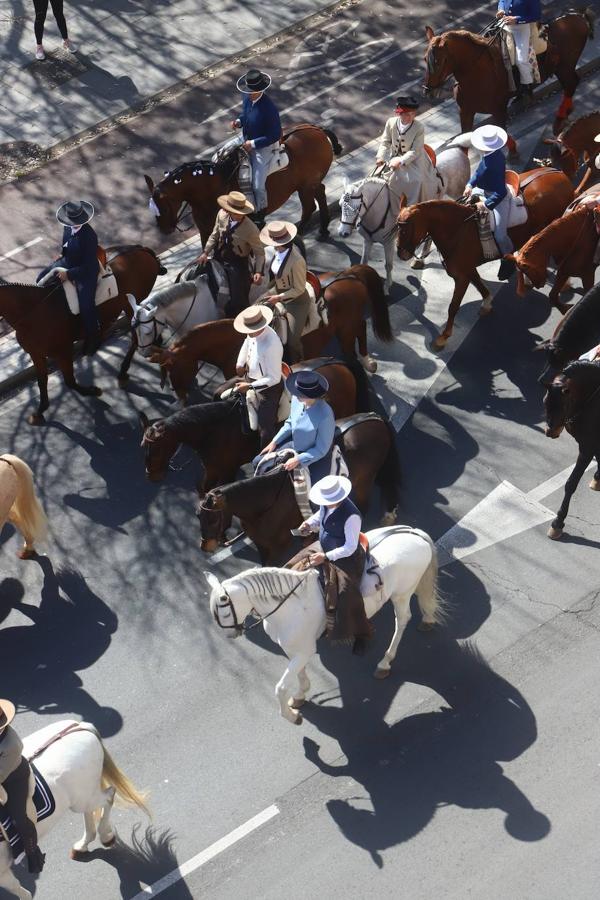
[144,124,342,243]
[0,455,47,559]
[543,111,600,195]
[205,525,443,723]
[510,203,598,312]
[197,414,399,563]
[139,360,358,494]
[338,136,472,292]
[0,720,148,900]
[151,265,392,402]
[535,282,600,385]
[544,360,600,540]
[0,246,166,425]
[423,13,594,143]
[396,168,575,348]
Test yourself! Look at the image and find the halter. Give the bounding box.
[341,174,399,242]
[132,283,198,351]
[212,578,304,634]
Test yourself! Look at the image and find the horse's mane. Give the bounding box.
[522,205,589,255]
[160,154,237,186]
[218,466,286,499]
[554,283,600,345]
[165,399,238,431]
[563,359,600,385]
[0,278,46,289]
[150,280,196,308]
[226,566,310,599]
[444,28,492,48]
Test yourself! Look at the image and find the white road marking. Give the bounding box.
[130,804,280,899]
[207,535,254,564]
[527,460,595,503]
[0,236,44,262]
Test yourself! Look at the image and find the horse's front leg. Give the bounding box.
[28,354,50,426]
[548,450,593,539]
[383,238,395,293]
[433,275,469,350]
[275,654,311,724]
[360,236,373,267]
[0,867,32,900]
[374,595,411,680]
[548,267,574,315]
[118,332,138,388]
[590,455,600,491]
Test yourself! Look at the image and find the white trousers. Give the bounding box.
[249,142,278,211]
[505,22,534,85]
[491,193,513,255]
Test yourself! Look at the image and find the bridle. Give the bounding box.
[212,578,304,634]
[341,173,400,242]
[424,22,502,96]
[151,187,194,233]
[132,285,198,351]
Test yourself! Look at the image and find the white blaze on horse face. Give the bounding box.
[148,197,160,217]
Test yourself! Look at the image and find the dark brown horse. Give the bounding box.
[543,111,600,194]
[144,124,342,243]
[544,360,600,539]
[152,265,392,401]
[139,360,358,494]
[197,413,399,563]
[423,13,593,144]
[0,246,165,424]
[536,282,600,385]
[511,204,598,312]
[396,168,575,348]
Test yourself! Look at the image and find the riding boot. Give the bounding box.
[497,257,516,281]
[25,841,45,874]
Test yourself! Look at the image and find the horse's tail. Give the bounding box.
[352,265,393,342]
[99,738,151,816]
[3,454,48,547]
[583,6,595,39]
[412,529,446,626]
[322,128,343,157]
[375,421,401,517]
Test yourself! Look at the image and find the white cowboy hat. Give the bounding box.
[309,474,352,507]
[217,190,255,216]
[471,125,508,154]
[233,305,274,334]
[594,133,600,143]
[260,220,298,246]
[0,698,16,732]
[56,200,95,226]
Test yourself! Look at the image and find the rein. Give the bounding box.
[565,380,600,427]
[215,577,304,633]
[135,284,198,351]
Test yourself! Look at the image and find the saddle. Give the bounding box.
[494,22,548,90]
[38,246,118,316]
[211,134,289,208]
[269,276,328,346]
[0,763,55,862]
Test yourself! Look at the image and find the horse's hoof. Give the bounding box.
[557,303,572,315]
[292,713,303,725]
[547,526,563,540]
[374,667,391,680]
[410,257,424,270]
[118,375,129,389]
[362,357,377,373]
[479,304,493,317]
[417,621,434,632]
[17,548,36,560]
[70,848,90,861]
[90,386,103,397]
[316,231,329,243]
[100,835,116,848]
[289,696,306,709]
[432,336,447,352]
[28,413,46,426]
[589,479,600,492]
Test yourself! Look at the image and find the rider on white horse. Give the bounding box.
[0,699,45,874]
[375,96,440,205]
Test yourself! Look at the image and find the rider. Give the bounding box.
[297,474,372,655]
[197,191,265,317]
[231,68,282,222]
[0,698,45,873]
[258,221,310,363]
[497,0,542,104]
[36,200,100,355]
[465,124,515,281]
[375,96,439,205]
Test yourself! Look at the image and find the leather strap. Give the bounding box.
[26,723,87,763]
[518,168,561,192]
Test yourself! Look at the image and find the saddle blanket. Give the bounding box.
[0,763,55,859]
[38,264,118,316]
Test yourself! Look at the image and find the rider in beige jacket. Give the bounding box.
[376,96,440,205]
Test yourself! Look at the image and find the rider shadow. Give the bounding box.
[0,559,122,737]
[302,637,549,865]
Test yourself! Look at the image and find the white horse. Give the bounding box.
[0,720,149,900]
[206,526,445,725]
[338,135,472,292]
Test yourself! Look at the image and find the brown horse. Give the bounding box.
[396,168,574,348]
[197,413,399,563]
[543,111,600,194]
[0,246,165,424]
[510,204,598,311]
[139,360,358,494]
[423,13,593,145]
[152,265,392,402]
[144,124,342,243]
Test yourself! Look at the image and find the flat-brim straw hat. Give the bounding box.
[309,474,352,506]
[471,125,508,154]
[56,200,95,227]
[0,699,16,732]
[217,191,255,216]
[233,305,274,334]
[236,69,272,93]
[260,220,298,246]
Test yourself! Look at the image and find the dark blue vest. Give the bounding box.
[320,498,361,555]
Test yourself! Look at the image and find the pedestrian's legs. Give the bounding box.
[256,380,284,445]
[33,0,49,44]
[510,23,533,85]
[50,0,69,39]
[282,291,311,362]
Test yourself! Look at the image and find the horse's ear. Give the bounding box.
[204,572,222,594]
[144,174,155,193]
[126,293,139,314]
[504,253,516,262]
[534,340,551,352]
[425,25,435,41]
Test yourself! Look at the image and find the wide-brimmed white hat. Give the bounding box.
[594,133,600,143]
[217,190,255,216]
[260,220,298,246]
[309,474,352,507]
[233,305,273,334]
[471,125,508,154]
[0,698,16,732]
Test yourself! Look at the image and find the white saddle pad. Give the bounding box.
[477,189,527,232]
[38,265,118,315]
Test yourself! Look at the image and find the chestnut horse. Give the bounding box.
[151,265,392,402]
[511,204,598,312]
[544,111,600,194]
[144,124,342,243]
[139,360,358,494]
[423,13,593,145]
[536,282,600,385]
[396,168,574,348]
[197,413,399,563]
[0,246,165,424]
[544,360,600,540]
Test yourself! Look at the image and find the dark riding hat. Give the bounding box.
[236,68,272,93]
[395,96,420,112]
[285,370,329,399]
[56,200,95,227]
[0,698,16,733]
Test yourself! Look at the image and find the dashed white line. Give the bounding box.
[0,236,44,262]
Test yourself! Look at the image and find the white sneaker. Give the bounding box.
[35,45,45,60]
[63,39,76,53]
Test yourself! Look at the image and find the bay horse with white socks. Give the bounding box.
[0,720,148,900]
[0,455,48,559]
[205,525,444,724]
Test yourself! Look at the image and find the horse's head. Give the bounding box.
[395,198,424,260]
[139,412,174,481]
[535,339,567,387]
[131,298,164,357]
[544,372,569,438]
[338,179,364,237]
[511,250,545,295]
[144,173,187,235]
[196,489,227,552]
[543,136,578,180]
[423,27,452,98]
[205,572,244,638]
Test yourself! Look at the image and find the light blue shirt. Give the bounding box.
[272,396,335,468]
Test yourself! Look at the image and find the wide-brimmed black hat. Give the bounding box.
[395,96,420,111]
[236,68,272,93]
[56,200,94,226]
[285,370,329,399]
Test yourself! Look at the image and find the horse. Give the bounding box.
[205,524,443,724]
[139,360,359,494]
[535,282,600,385]
[543,360,600,540]
[144,124,342,243]
[197,413,399,563]
[151,266,392,402]
[0,455,48,559]
[423,13,594,144]
[543,110,600,195]
[395,168,575,348]
[338,137,472,292]
[0,720,148,900]
[510,204,598,312]
[0,246,166,425]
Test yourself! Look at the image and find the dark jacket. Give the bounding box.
[320,498,361,557]
[468,149,508,209]
[60,224,99,292]
[239,94,281,150]
[497,0,541,24]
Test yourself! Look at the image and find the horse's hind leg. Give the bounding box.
[275,654,311,724]
[71,811,97,857]
[57,353,102,398]
[374,595,411,679]
[289,667,311,710]
[297,186,317,234]
[315,183,330,239]
[548,450,592,539]
[98,786,117,846]
[357,319,376,374]
[434,277,469,350]
[0,867,32,900]
[471,271,493,315]
[28,355,50,426]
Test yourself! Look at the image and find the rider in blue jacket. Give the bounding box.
[232,69,281,220]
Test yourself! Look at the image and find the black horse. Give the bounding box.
[544,360,600,539]
[537,282,600,385]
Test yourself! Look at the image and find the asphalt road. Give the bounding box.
[2,2,600,899]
